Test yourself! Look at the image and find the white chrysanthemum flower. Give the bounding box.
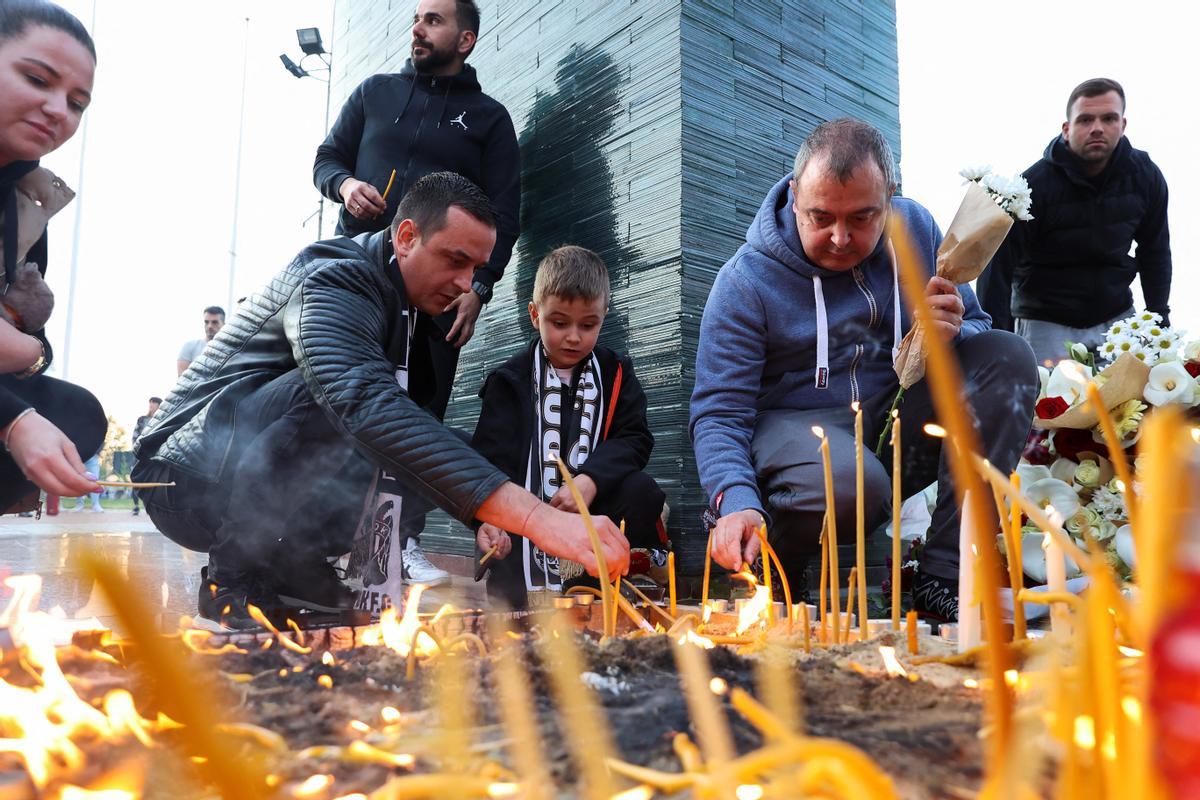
[1143,361,1198,406]
[1129,318,1144,332]
[1107,321,1128,338]
[1098,339,1121,362]
[960,165,992,182]
[1090,485,1128,520]
[1138,310,1163,324]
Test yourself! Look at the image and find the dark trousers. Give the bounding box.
[136,369,375,576]
[0,374,106,512]
[751,330,1037,585]
[486,470,667,609]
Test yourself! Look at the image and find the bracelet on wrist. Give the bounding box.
[2,408,36,451]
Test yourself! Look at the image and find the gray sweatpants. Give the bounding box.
[1015,307,1132,367]
[750,330,1038,582]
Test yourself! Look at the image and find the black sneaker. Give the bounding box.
[196,566,279,632]
[275,558,356,614]
[912,570,958,622]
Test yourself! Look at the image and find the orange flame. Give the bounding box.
[360,584,440,657]
[733,571,771,635]
[0,576,164,790]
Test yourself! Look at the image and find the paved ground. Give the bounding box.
[0,510,483,634]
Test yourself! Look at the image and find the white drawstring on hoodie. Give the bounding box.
[812,240,903,388]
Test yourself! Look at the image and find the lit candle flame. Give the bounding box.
[811,425,825,438]
[879,646,910,679]
[922,423,947,438]
[709,677,728,695]
[735,786,765,800]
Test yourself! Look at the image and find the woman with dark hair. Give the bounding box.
[0,0,106,511]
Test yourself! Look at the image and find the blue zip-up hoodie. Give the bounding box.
[689,174,991,517]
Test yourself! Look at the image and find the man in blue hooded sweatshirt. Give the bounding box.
[689,118,1038,622]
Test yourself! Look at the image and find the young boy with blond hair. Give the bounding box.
[472,245,666,608]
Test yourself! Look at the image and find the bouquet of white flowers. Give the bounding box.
[893,167,1033,389]
[1010,310,1200,582]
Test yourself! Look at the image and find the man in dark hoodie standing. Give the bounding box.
[690,118,1037,622]
[312,0,520,585]
[977,78,1171,363]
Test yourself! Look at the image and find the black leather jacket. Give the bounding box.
[134,230,507,525]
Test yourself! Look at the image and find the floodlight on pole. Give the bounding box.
[279,54,307,78]
[279,17,336,237]
[296,27,325,55]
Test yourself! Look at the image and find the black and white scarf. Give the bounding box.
[522,346,605,591]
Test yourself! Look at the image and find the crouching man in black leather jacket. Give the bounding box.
[133,173,629,631]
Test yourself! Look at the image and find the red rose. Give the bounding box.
[1052,427,1110,462]
[1036,396,1071,419]
[1185,361,1200,378]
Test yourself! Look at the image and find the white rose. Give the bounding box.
[1185,340,1200,363]
[1074,459,1103,488]
[1143,361,1198,407]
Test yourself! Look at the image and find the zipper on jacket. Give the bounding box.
[399,88,435,203]
[852,266,880,328]
[849,344,863,404]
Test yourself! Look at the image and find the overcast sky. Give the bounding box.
[35,0,1194,441]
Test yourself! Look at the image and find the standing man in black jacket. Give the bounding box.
[312,0,520,584]
[134,174,626,632]
[977,78,1171,364]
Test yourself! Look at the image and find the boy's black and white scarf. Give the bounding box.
[522,346,605,592]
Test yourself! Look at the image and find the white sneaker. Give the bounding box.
[401,539,450,587]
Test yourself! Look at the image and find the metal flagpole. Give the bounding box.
[60,0,97,381]
[227,17,250,312]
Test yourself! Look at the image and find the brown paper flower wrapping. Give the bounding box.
[893,182,1016,388]
[1033,353,1150,430]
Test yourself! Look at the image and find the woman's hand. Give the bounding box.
[4,412,99,497]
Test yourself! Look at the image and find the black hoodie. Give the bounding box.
[312,61,520,293]
[978,135,1171,330]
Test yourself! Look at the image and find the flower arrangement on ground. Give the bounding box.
[1009,310,1200,583]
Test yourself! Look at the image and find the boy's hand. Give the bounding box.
[445,291,483,348]
[549,473,597,513]
[710,509,765,572]
[476,523,512,560]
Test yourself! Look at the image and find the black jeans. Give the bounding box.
[136,369,375,575]
[0,374,106,511]
[486,470,667,609]
[752,330,1038,583]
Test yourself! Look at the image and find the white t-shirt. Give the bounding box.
[177,339,206,362]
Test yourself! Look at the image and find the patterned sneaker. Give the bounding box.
[401,539,450,587]
[912,570,958,622]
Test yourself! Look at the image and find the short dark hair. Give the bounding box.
[793,118,896,194]
[391,171,496,240]
[0,0,96,60]
[1066,78,1125,119]
[149,396,163,404]
[203,306,225,319]
[454,0,480,39]
[533,246,611,307]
